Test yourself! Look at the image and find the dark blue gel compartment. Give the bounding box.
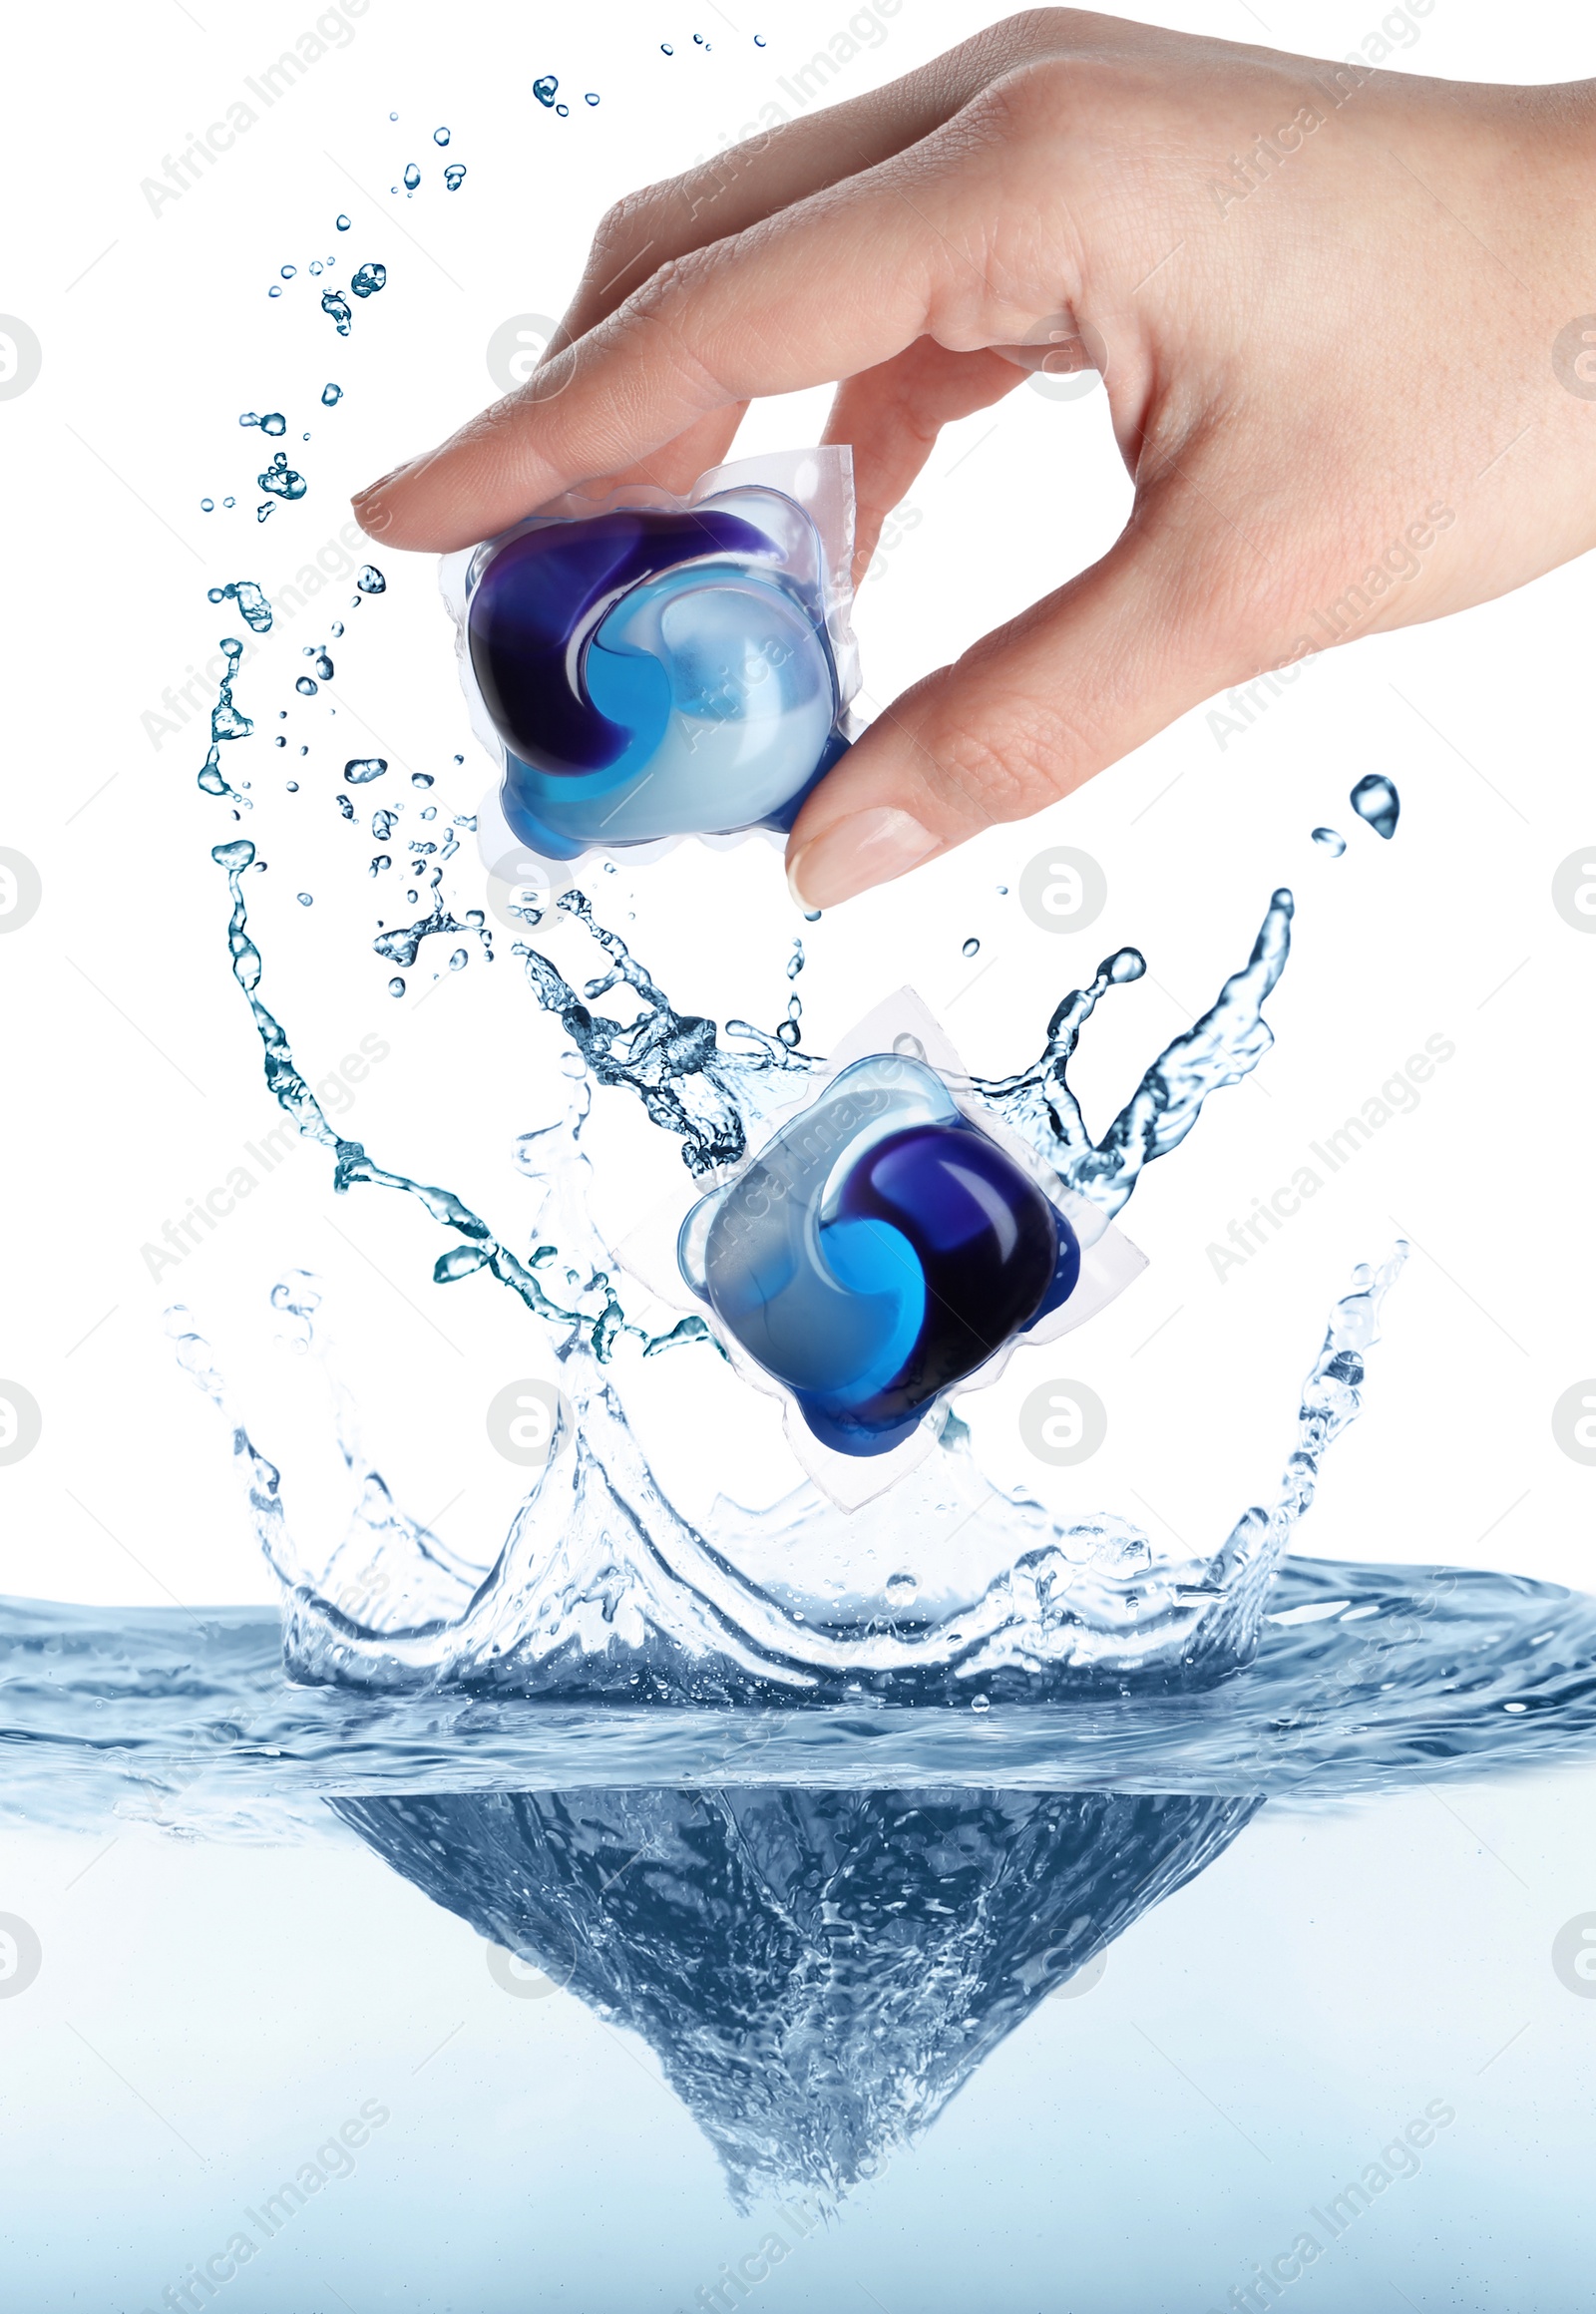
[679,1056,1081,1457]
[467,494,848,859]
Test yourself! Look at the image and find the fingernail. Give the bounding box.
[351,463,410,522]
[787,808,939,910]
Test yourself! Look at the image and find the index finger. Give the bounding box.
[353,128,1028,550]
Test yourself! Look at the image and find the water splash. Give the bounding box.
[197,638,253,803]
[258,451,307,501]
[207,578,273,634]
[207,838,707,1361]
[321,288,352,335]
[1350,774,1399,840]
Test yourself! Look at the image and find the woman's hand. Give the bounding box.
[354,10,1596,907]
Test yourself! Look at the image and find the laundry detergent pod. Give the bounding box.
[678,1054,1081,1458]
[445,449,861,871]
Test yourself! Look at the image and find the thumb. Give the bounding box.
[786,486,1257,910]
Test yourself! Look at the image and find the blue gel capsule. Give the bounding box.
[465,486,847,858]
[679,1056,1080,1455]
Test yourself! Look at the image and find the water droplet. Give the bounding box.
[388,975,405,996]
[350,261,387,298]
[660,41,672,52]
[370,854,391,875]
[388,111,398,121]
[971,1694,991,1713]
[434,126,451,146]
[533,73,559,106]
[280,264,296,279]
[336,212,351,230]
[449,949,468,970]
[356,565,387,593]
[403,162,421,191]
[321,288,353,335]
[309,260,323,277]
[1311,826,1347,857]
[321,382,343,408]
[372,810,398,840]
[285,780,298,792]
[444,163,467,190]
[335,795,355,822]
[200,497,214,512]
[753,32,765,44]
[296,676,318,696]
[1349,773,1399,841]
[258,451,306,501]
[259,412,285,437]
[309,649,334,679]
[555,102,569,116]
[585,92,599,105]
[296,892,314,908]
[962,937,981,958]
[344,758,389,784]
[330,621,344,638]
[256,503,273,522]
[267,285,281,298]
[411,771,434,788]
[222,496,235,509]
[274,735,286,748]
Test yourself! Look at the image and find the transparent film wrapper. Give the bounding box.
[619,990,1148,1513]
[440,448,862,888]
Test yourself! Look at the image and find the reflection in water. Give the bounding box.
[334,1784,1260,2208]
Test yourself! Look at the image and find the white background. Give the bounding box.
[3,0,1595,1611]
